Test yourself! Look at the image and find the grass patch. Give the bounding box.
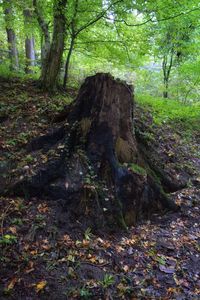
[136,94,200,135]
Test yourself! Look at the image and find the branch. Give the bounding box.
[75,40,127,44]
[75,0,123,36]
[33,0,50,43]
[104,6,200,27]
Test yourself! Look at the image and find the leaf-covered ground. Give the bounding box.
[0,78,199,299]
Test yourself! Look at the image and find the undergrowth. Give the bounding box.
[136,94,200,136]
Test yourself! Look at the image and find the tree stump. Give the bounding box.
[12,73,178,230]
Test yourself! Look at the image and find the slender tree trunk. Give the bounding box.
[163,78,169,98]
[25,36,36,74]
[3,0,19,70]
[33,0,51,79]
[24,9,36,74]
[63,37,75,88]
[40,0,67,91]
[162,50,173,99]
[40,35,51,73]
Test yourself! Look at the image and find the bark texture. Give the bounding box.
[24,9,36,74]
[40,0,67,91]
[12,73,178,230]
[3,0,19,70]
[33,0,51,73]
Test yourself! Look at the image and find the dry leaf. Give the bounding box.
[8,226,17,234]
[35,280,47,292]
[7,277,17,290]
[159,265,175,274]
[123,265,129,272]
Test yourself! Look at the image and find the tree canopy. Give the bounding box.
[0,0,199,99]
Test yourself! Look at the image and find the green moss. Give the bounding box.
[129,163,147,176]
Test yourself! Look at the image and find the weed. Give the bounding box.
[80,287,92,298]
[84,227,92,241]
[0,234,17,245]
[100,274,115,288]
[136,94,200,135]
[11,218,23,226]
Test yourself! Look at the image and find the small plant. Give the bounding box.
[18,132,31,144]
[84,227,92,241]
[84,174,91,184]
[0,234,17,245]
[11,218,23,226]
[24,154,34,163]
[80,287,92,298]
[7,139,18,146]
[100,274,115,288]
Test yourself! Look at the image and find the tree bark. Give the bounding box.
[162,51,173,99]
[11,73,178,230]
[63,37,75,88]
[24,9,36,74]
[3,0,19,71]
[40,0,67,91]
[33,0,51,77]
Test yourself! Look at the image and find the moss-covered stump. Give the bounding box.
[10,73,178,230]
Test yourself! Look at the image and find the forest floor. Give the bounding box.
[0,77,200,299]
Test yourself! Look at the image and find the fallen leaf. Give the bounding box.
[82,239,90,247]
[35,280,47,292]
[123,265,129,272]
[7,277,17,290]
[159,265,175,274]
[8,226,17,234]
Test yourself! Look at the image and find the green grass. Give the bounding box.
[0,63,40,80]
[136,94,200,135]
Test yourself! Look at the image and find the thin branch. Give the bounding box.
[75,0,123,36]
[104,6,200,27]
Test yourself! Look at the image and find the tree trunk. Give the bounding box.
[33,0,51,78]
[3,0,19,71]
[162,51,173,99]
[63,37,75,88]
[40,0,67,91]
[11,73,178,230]
[163,79,169,98]
[24,9,36,74]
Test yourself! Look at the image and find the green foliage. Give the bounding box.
[80,287,92,298]
[129,163,146,176]
[84,227,92,241]
[100,274,115,288]
[0,234,17,245]
[0,0,200,97]
[136,94,200,134]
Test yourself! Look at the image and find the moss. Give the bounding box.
[124,209,136,227]
[129,163,147,176]
[79,118,92,137]
[115,137,133,163]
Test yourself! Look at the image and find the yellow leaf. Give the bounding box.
[89,256,97,263]
[7,277,17,290]
[35,280,47,292]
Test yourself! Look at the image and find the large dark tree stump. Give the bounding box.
[12,73,178,229]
